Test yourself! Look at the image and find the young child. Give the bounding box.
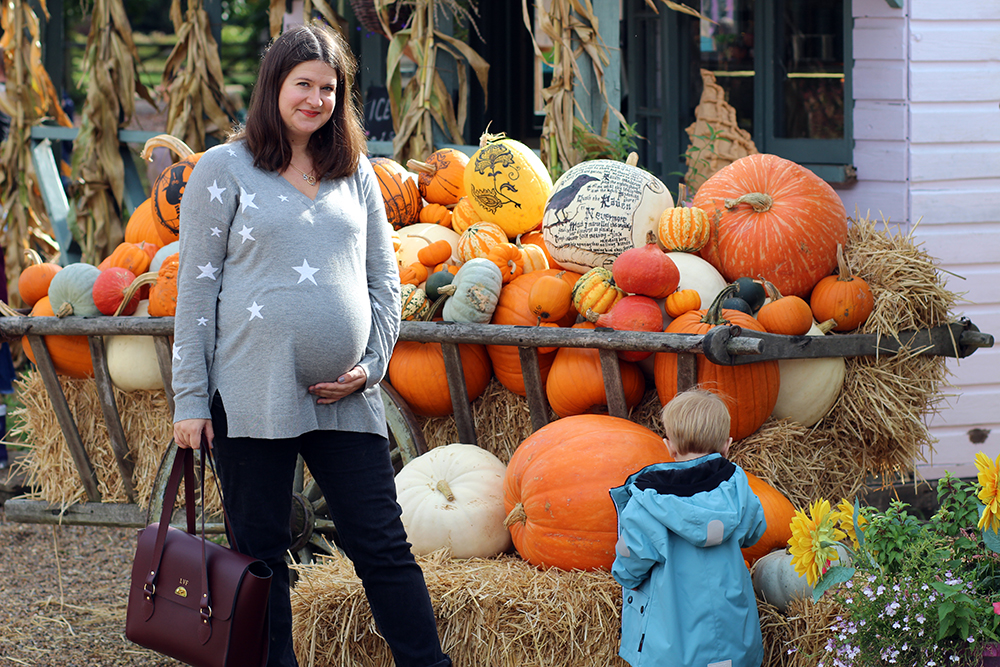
[610,388,767,667]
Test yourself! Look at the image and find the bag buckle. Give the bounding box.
[143,582,156,599]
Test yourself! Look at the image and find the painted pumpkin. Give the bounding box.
[466,133,553,238]
[395,444,511,558]
[653,286,781,441]
[151,152,203,245]
[22,297,95,378]
[388,340,492,418]
[371,157,422,229]
[503,415,672,570]
[694,153,848,299]
[542,158,674,272]
[407,147,468,205]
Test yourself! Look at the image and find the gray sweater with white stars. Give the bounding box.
[171,140,401,439]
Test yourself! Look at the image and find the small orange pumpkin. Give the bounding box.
[528,271,573,322]
[105,242,152,277]
[450,196,480,234]
[371,157,423,229]
[147,254,179,317]
[17,250,62,307]
[809,244,874,332]
[151,153,203,245]
[458,221,508,262]
[756,280,813,336]
[418,203,453,227]
[664,288,701,319]
[417,239,454,267]
[741,472,796,565]
[407,148,468,206]
[399,262,429,286]
[485,242,525,284]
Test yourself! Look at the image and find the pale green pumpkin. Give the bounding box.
[440,258,502,324]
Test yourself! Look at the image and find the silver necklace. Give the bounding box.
[288,161,317,186]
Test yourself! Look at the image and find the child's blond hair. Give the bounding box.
[659,388,731,456]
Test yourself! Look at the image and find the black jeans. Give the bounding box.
[211,394,451,667]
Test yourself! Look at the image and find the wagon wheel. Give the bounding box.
[289,382,426,564]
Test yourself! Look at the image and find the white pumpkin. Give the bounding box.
[771,320,846,426]
[542,159,674,272]
[752,545,852,612]
[106,300,164,391]
[665,252,728,311]
[396,223,461,268]
[150,241,180,273]
[394,443,512,558]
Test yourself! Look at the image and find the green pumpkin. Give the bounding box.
[441,258,502,324]
[424,270,455,301]
[47,263,102,317]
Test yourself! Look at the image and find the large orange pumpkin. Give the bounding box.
[124,198,163,246]
[407,147,468,205]
[545,322,646,418]
[653,286,780,441]
[388,341,492,418]
[151,153,203,246]
[740,472,796,565]
[694,154,848,298]
[503,415,673,570]
[22,296,95,378]
[487,269,581,396]
[371,157,422,229]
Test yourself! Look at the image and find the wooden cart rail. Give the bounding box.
[0,315,992,531]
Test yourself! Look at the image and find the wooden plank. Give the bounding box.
[153,335,176,416]
[597,349,628,419]
[518,347,550,433]
[441,342,477,446]
[912,223,1000,264]
[911,143,1000,182]
[853,101,907,141]
[911,0,1000,21]
[910,105,1000,144]
[25,334,102,503]
[911,187,1000,225]
[852,140,907,182]
[910,64,1000,102]
[930,386,1000,425]
[87,335,137,503]
[3,498,226,531]
[853,62,907,101]
[853,24,906,60]
[676,353,698,392]
[909,23,1000,61]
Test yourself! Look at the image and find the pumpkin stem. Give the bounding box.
[425,294,449,321]
[0,300,21,318]
[113,272,159,317]
[700,283,739,326]
[435,479,456,502]
[406,159,437,176]
[625,152,639,167]
[760,279,782,302]
[503,502,528,528]
[817,318,838,334]
[834,243,856,282]
[478,124,507,148]
[645,230,658,245]
[55,301,74,318]
[723,192,773,213]
[23,248,43,266]
[140,133,194,162]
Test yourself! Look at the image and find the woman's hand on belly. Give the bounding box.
[308,365,368,404]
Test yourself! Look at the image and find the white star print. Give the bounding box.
[293,259,319,285]
[172,343,182,361]
[239,187,258,213]
[196,262,219,280]
[372,300,383,314]
[227,147,237,156]
[278,195,289,202]
[352,227,363,249]
[237,225,255,243]
[247,301,264,320]
[197,317,208,326]
[210,227,223,237]
[207,180,226,202]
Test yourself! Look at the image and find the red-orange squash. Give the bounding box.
[371,157,422,229]
[694,154,848,298]
[653,286,780,441]
[503,415,673,570]
[388,341,492,418]
[22,296,95,378]
[741,472,796,565]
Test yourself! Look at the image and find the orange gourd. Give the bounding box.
[658,206,711,253]
[653,285,781,441]
[417,239,453,267]
[22,297,95,378]
[528,271,573,322]
[485,242,525,284]
[694,154,848,298]
[388,341,492,418]
[450,196,480,234]
[407,148,468,205]
[756,280,813,336]
[809,244,874,332]
[399,262,429,286]
[124,198,163,246]
[17,250,62,307]
[147,254,179,317]
[664,289,701,318]
[488,269,581,396]
[457,221,507,262]
[502,415,672,570]
[740,472,796,565]
[418,203,453,227]
[518,230,555,268]
[371,157,422,229]
[151,153,203,245]
[106,242,152,277]
[545,322,646,418]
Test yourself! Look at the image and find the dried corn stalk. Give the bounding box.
[268,0,348,39]
[71,0,156,265]
[0,0,72,304]
[163,0,238,152]
[382,0,489,164]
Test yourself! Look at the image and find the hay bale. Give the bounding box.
[758,594,843,667]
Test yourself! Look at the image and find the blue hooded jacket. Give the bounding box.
[610,454,766,667]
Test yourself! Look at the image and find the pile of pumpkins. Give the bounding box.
[381,139,873,440]
[15,145,199,391]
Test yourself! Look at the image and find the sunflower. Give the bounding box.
[976,451,1000,534]
[787,498,847,587]
[836,498,867,550]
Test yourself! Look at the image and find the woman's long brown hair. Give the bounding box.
[233,23,367,179]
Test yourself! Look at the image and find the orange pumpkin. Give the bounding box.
[545,322,646,418]
[151,153,203,246]
[457,221,508,262]
[488,269,581,396]
[653,285,781,441]
[485,242,525,284]
[528,271,573,322]
[105,242,152,277]
[756,280,813,336]
[740,472,796,565]
[503,415,672,570]
[22,296,95,378]
[694,154,848,298]
[450,196,480,234]
[124,198,163,246]
[416,239,453,267]
[17,253,62,307]
[418,203,453,227]
[407,148,468,205]
[664,288,701,319]
[388,341,492,417]
[147,254,179,317]
[371,157,422,229]
[809,244,874,332]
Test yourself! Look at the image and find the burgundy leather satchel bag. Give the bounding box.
[126,445,272,667]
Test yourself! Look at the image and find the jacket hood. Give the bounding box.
[610,454,748,548]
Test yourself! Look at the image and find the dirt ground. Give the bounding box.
[0,504,181,666]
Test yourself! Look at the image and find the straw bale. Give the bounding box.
[10,370,221,513]
[759,595,843,667]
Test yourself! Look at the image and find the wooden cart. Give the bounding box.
[0,314,993,561]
